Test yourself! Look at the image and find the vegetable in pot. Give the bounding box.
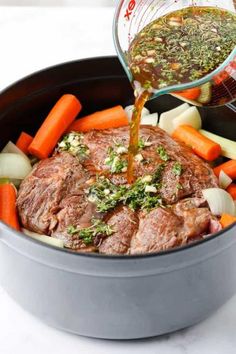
[140,113,158,126]
[29,94,82,159]
[219,170,232,190]
[0,153,32,179]
[202,188,235,216]
[125,105,150,121]
[214,160,236,179]
[16,132,33,154]
[172,125,221,161]
[200,130,236,160]
[220,213,236,228]
[227,184,236,200]
[159,103,189,135]
[22,228,64,248]
[172,107,202,131]
[2,140,29,160]
[0,182,20,230]
[68,105,128,133]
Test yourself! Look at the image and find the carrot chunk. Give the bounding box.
[173,87,201,100]
[16,132,33,154]
[214,160,236,179]
[220,213,236,228]
[172,125,221,161]
[28,94,82,159]
[67,105,128,133]
[0,183,20,230]
[227,183,236,200]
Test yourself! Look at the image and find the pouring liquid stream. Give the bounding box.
[126,6,236,183]
[127,91,151,184]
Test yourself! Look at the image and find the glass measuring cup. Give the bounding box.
[113,0,236,107]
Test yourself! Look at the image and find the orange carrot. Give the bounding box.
[173,87,201,100]
[227,183,236,200]
[213,160,236,179]
[28,94,82,159]
[172,125,221,161]
[67,105,128,133]
[220,213,236,228]
[0,183,20,230]
[16,132,33,154]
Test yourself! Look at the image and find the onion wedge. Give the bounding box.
[202,188,235,216]
[141,113,158,126]
[125,105,150,121]
[219,170,232,189]
[172,106,202,131]
[159,103,189,134]
[0,153,32,180]
[22,228,64,248]
[2,141,29,160]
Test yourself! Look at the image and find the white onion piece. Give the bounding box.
[234,202,236,216]
[172,106,202,131]
[2,141,29,160]
[141,113,158,126]
[219,170,232,189]
[202,188,235,216]
[124,105,150,121]
[159,103,189,134]
[2,141,31,186]
[0,153,32,179]
[22,228,64,248]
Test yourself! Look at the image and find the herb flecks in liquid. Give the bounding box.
[126,6,236,182]
[128,7,236,91]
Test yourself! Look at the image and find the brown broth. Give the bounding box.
[127,90,150,183]
[127,6,236,183]
[128,6,236,91]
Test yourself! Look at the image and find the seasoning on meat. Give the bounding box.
[17,126,220,255]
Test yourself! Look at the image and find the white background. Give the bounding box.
[0,0,116,6]
[0,2,236,354]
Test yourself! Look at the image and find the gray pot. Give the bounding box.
[0,57,235,339]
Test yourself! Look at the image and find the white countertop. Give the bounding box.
[0,5,236,354]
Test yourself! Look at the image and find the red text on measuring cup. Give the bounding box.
[124,0,136,20]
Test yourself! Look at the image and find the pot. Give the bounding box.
[0,56,235,339]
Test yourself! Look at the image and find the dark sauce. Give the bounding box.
[127,6,236,183]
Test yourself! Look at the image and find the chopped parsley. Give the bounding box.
[58,132,89,160]
[172,162,183,176]
[152,163,166,183]
[105,146,128,174]
[138,137,153,149]
[138,138,146,149]
[157,145,170,162]
[88,176,127,213]
[88,162,165,213]
[123,177,162,211]
[67,218,114,245]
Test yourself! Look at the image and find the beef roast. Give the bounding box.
[83,126,218,203]
[18,153,88,228]
[100,206,139,255]
[130,198,220,254]
[17,125,220,255]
